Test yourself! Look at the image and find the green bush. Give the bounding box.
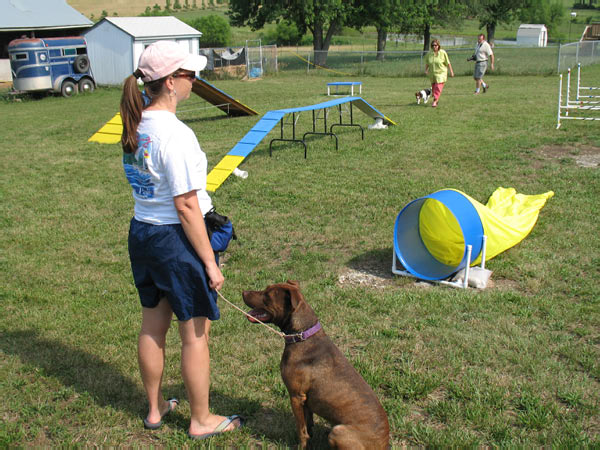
[266,20,305,46]
[187,15,232,48]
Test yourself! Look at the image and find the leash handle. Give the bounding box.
[217,290,285,339]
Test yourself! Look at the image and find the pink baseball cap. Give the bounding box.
[137,40,207,82]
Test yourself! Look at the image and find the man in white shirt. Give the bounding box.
[473,34,494,94]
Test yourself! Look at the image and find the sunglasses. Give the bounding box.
[432,44,439,47]
[172,71,196,80]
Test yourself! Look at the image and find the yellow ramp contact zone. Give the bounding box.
[88,113,122,144]
[206,155,245,192]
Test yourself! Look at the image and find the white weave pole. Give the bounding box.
[577,63,600,104]
[557,70,600,129]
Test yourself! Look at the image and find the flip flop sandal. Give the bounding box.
[143,398,179,430]
[187,414,244,440]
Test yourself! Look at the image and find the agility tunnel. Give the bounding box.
[393,187,554,281]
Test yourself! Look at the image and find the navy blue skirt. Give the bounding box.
[128,218,220,321]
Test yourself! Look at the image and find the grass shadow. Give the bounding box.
[1,329,329,444]
[346,247,396,279]
[1,329,146,417]
[181,114,232,124]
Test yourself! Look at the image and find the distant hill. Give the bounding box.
[66,0,221,18]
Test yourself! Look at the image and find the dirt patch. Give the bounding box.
[537,144,600,168]
[338,267,395,289]
[338,253,396,289]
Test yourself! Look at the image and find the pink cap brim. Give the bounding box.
[181,54,208,73]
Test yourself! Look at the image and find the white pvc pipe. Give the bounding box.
[557,73,563,129]
[480,235,487,270]
[463,245,472,289]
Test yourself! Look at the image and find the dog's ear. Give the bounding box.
[286,284,304,311]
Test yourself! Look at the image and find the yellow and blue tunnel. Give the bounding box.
[393,188,554,281]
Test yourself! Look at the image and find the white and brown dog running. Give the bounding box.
[416,88,432,105]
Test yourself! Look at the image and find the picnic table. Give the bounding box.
[327,81,362,96]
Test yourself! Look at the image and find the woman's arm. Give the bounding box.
[173,190,224,291]
[448,61,454,77]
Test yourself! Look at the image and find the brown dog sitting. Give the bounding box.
[242,281,390,449]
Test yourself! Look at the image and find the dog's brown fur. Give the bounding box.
[243,281,390,449]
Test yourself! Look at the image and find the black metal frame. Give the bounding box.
[268,102,365,158]
[269,112,307,158]
[330,102,364,139]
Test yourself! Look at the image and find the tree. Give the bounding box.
[519,0,564,38]
[350,0,408,60]
[473,0,526,44]
[394,0,467,51]
[188,15,232,47]
[228,0,355,66]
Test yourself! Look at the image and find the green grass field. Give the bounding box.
[1,64,599,446]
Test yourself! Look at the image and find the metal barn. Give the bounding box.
[0,0,92,81]
[83,17,201,86]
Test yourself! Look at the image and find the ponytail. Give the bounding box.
[120,73,144,154]
[119,71,168,153]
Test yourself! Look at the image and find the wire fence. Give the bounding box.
[558,40,600,72]
[277,45,582,78]
[202,41,600,78]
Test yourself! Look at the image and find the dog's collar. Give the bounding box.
[284,322,322,344]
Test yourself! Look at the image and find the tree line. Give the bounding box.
[228,0,565,65]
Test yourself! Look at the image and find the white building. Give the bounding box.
[516,24,548,47]
[83,16,201,85]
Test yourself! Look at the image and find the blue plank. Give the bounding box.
[252,118,280,132]
[228,142,257,157]
[276,97,361,114]
[262,110,285,121]
[240,130,267,145]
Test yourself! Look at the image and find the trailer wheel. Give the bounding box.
[74,55,90,73]
[78,78,95,93]
[61,80,77,97]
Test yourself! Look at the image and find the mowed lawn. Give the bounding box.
[1,65,599,446]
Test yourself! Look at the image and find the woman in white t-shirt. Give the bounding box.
[119,41,243,440]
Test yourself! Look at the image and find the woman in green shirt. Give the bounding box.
[424,39,454,108]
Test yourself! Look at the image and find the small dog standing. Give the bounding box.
[416,88,432,105]
[243,281,390,449]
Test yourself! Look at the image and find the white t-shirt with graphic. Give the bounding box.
[123,110,213,225]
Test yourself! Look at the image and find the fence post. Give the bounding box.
[576,42,580,66]
[557,42,561,74]
[307,52,310,73]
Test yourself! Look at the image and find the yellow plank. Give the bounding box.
[89,113,123,144]
[207,167,233,184]
[108,113,122,124]
[88,132,121,144]
[206,155,246,191]
[213,155,244,171]
[97,123,123,134]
